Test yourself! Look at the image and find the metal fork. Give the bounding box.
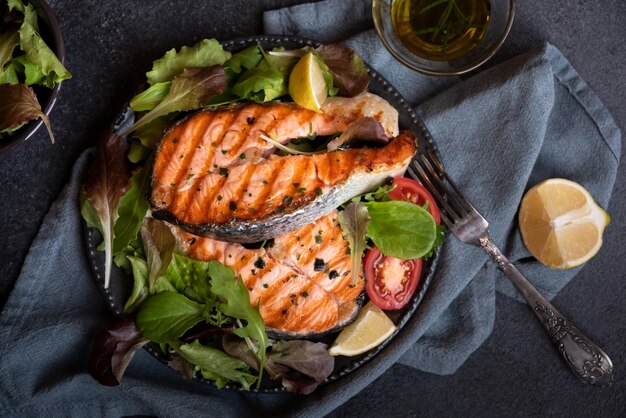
[408,148,614,387]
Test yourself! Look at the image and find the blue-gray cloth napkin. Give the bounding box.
[0,1,621,417]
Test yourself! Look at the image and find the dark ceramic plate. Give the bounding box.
[84,35,441,393]
[0,0,66,155]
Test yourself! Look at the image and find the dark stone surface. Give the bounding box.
[0,0,624,416]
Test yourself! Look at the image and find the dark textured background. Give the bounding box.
[1,0,624,416]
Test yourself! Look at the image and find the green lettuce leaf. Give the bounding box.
[135,291,205,343]
[13,54,44,85]
[7,0,26,12]
[0,62,19,85]
[337,202,370,284]
[130,81,170,111]
[124,66,227,135]
[163,253,214,302]
[177,340,257,389]
[231,50,297,103]
[113,162,152,255]
[146,38,231,85]
[208,260,268,387]
[124,255,149,312]
[364,200,437,259]
[225,45,262,74]
[0,29,19,82]
[130,113,177,150]
[18,22,71,88]
[127,140,151,163]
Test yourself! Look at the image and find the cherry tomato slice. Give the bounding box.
[364,246,422,311]
[388,177,441,224]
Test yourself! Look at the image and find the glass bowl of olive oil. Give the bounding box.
[373,0,515,76]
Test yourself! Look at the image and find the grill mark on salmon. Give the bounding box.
[173,212,363,337]
[152,130,417,242]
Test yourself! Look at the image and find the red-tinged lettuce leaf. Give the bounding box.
[223,336,334,394]
[338,201,371,284]
[89,318,149,386]
[84,131,130,288]
[124,65,227,135]
[0,84,55,142]
[167,352,195,381]
[140,218,176,292]
[316,44,369,97]
[146,38,231,85]
[327,117,389,151]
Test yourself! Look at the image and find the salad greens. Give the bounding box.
[0,0,71,141]
[125,38,371,162]
[85,37,443,394]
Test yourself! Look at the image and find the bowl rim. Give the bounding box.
[372,0,516,77]
[0,0,66,156]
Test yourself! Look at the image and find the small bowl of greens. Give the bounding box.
[0,0,71,155]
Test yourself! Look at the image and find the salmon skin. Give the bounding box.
[152,130,416,242]
[174,211,364,337]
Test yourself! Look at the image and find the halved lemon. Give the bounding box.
[288,52,328,112]
[518,178,610,269]
[328,301,397,357]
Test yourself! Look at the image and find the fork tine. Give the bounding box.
[418,154,472,217]
[424,149,476,213]
[409,161,460,226]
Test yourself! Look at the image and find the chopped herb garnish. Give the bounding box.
[262,180,269,185]
[263,283,268,288]
[239,153,246,160]
[187,173,195,180]
[300,291,309,298]
[229,201,237,210]
[283,196,292,204]
[329,270,339,280]
[254,257,266,269]
[221,149,229,155]
[292,182,300,188]
[297,187,306,193]
[217,195,223,201]
[315,235,322,244]
[315,187,323,196]
[314,258,328,272]
[219,167,229,177]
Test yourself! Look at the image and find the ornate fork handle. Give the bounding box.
[478,235,614,387]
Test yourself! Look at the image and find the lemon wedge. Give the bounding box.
[518,178,610,269]
[288,52,328,112]
[328,301,397,357]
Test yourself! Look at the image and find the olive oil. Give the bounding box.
[391,0,490,61]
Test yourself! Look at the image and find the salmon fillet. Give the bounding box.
[152,128,417,242]
[175,211,364,336]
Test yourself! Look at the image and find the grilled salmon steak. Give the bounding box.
[174,211,364,337]
[152,119,417,242]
